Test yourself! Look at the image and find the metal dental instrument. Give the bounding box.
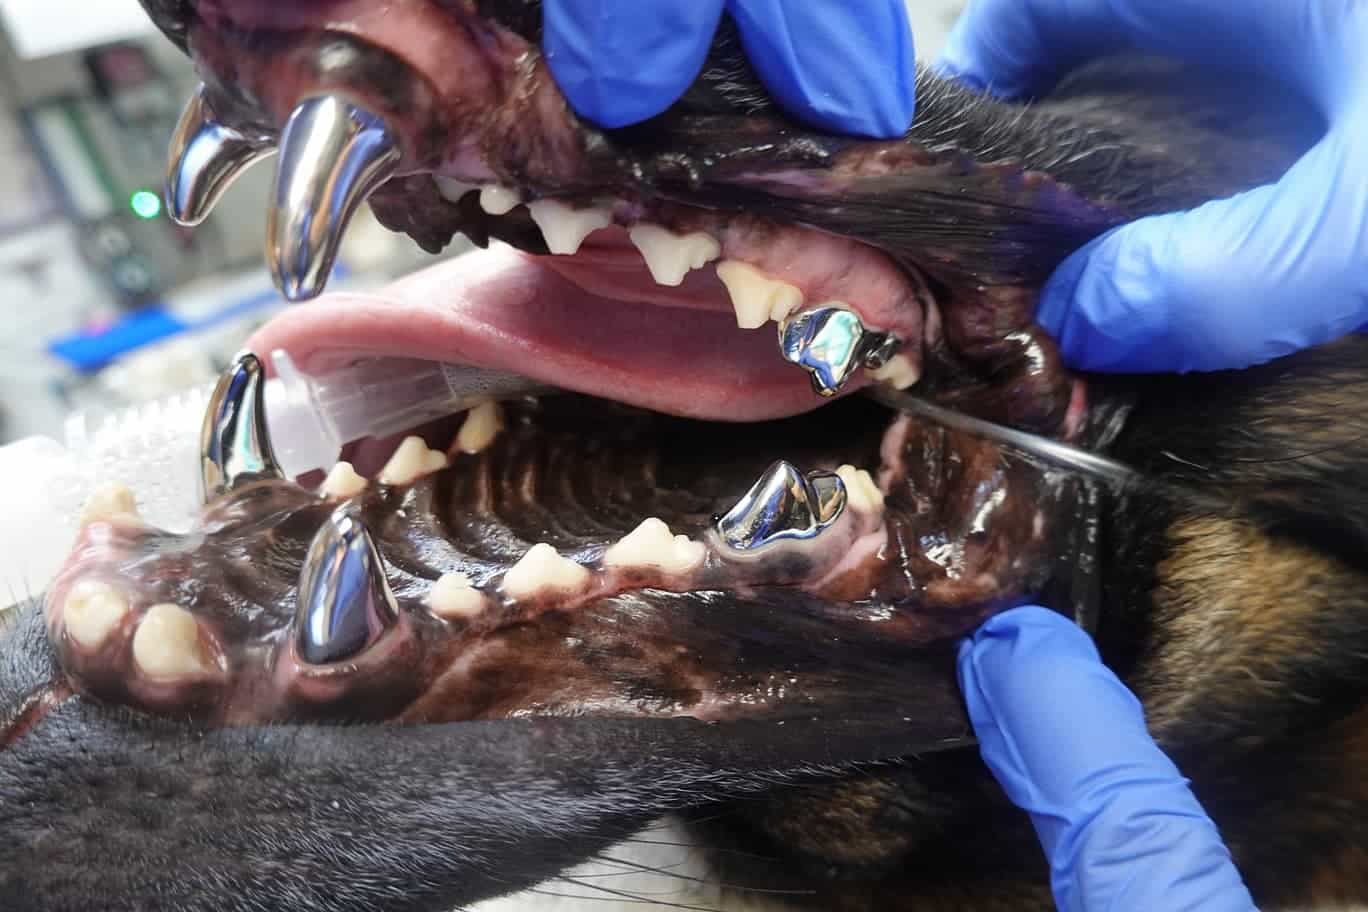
[863,385,1144,490]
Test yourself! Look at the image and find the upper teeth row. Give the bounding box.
[433,180,918,398]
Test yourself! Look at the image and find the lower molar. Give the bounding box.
[425,572,488,621]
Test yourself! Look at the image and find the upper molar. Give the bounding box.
[435,176,479,204]
[527,199,612,255]
[868,353,920,390]
[377,437,448,486]
[480,185,521,215]
[716,260,804,330]
[453,402,505,455]
[320,461,368,499]
[628,225,720,286]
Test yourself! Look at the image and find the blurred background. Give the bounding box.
[0,0,967,447]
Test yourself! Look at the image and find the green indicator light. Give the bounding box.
[130,190,161,220]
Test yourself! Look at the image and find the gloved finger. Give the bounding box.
[543,0,725,128]
[936,0,1354,110]
[1033,111,1368,373]
[726,0,916,138]
[958,606,1256,912]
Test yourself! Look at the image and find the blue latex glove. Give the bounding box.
[937,0,1368,374]
[542,0,917,138]
[958,606,1255,912]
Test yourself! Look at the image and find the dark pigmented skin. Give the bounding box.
[5,2,1367,911]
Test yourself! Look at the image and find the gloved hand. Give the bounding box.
[938,0,1368,374]
[958,606,1256,912]
[542,0,917,138]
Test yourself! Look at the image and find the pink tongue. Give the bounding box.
[248,244,867,422]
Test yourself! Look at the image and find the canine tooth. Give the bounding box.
[63,580,129,649]
[377,437,448,486]
[200,351,285,503]
[603,518,705,575]
[165,84,275,226]
[503,543,591,599]
[266,95,401,301]
[296,507,399,665]
[425,572,486,620]
[435,176,479,204]
[80,482,139,525]
[836,465,885,513]
[716,461,847,553]
[716,261,804,330]
[453,402,505,455]
[527,200,612,255]
[320,462,368,499]
[778,305,895,397]
[868,353,920,390]
[628,225,720,286]
[480,185,521,215]
[132,603,210,678]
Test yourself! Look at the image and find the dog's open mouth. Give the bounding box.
[31,0,1306,745]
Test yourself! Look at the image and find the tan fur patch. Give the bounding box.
[1137,515,1368,741]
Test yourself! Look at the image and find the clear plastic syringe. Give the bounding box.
[264,350,548,479]
[0,353,548,601]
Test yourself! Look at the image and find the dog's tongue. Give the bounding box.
[249,243,866,422]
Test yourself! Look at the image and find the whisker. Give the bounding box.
[596,853,816,897]
[620,837,783,863]
[558,876,727,912]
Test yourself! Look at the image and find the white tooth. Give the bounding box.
[453,402,505,455]
[377,437,449,486]
[715,260,804,330]
[435,176,479,204]
[836,465,885,514]
[425,572,486,620]
[868,354,920,390]
[527,199,612,255]
[502,542,591,599]
[131,603,210,679]
[320,461,368,498]
[80,482,139,525]
[63,579,129,649]
[480,185,522,215]
[628,225,721,286]
[602,517,706,575]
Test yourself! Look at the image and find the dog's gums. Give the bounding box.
[7,3,1365,912]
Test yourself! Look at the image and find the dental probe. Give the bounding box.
[863,385,1145,491]
[265,351,550,478]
